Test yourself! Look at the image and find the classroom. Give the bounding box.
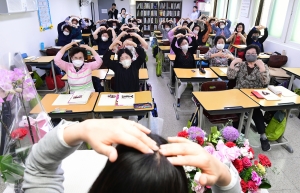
[0,0,300,192]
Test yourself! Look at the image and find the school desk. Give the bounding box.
[156,35,163,39]
[240,88,300,153]
[24,56,57,93]
[193,89,259,133]
[61,69,108,81]
[210,67,228,80]
[282,67,300,90]
[173,68,219,119]
[154,30,161,34]
[232,44,247,57]
[30,93,99,119]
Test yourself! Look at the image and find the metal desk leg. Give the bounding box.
[198,105,204,128]
[238,112,245,133]
[276,109,293,153]
[167,61,174,94]
[173,77,179,120]
[144,80,147,91]
[288,74,295,90]
[148,111,152,129]
[234,48,237,57]
[50,61,58,93]
[244,109,254,139]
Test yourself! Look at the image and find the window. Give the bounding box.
[259,0,272,27]
[215,0,228,19]
[227,0,242,27]
[250,0,260,28]
[290,1,300,44]
[268,0,290,38]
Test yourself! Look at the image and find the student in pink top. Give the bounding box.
[168,25,192,54]
[54,42,102,93]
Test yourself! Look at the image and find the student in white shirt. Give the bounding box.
[190,6,200,21]
[118,8,131,24]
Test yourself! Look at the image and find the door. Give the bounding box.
[98,0,115,20]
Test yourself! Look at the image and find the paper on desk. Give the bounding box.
[254,90,281,101]
[275,86,297,97]
[52,94,72,106]
[220,68,228,74]
[118,93,135,106]
[98,94,117,106]
[107,69,115,75]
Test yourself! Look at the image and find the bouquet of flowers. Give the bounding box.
[178,123,272,193]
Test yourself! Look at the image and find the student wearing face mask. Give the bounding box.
[158,20,175,39]
[246,25,268,52]
[65,16,87,43]
[228,23,247,59]
[192,23,207,46]
[103,39,146,92]
[93,26,116,55]
[54,42,102,93]
[118,8,131,24]
[212,19,231,48]
[204,35,234,67]
[227,44,271,151]
[168,26,193,54]
[202,17,216,46]
[131,19,143,31]
[171,33,199,107]
[57,22,75,46]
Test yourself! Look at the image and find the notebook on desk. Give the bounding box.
[68,91,92,104]
[118,93,135,106]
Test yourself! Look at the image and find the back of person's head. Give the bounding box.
[89,134,188,193]
[69,46,87,60]
[214,35,226,45]
[175,28,187,35]
[182,21,189,26]
[121,34,139,44]
[244,44,261,55]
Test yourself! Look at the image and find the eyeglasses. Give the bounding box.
[122,95,134,99]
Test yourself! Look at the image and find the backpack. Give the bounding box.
[266,110,286,141]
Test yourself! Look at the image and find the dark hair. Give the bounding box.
[100,23,109,28]
[121,34,139,44]
[163,22,171,28]
[89,134,188,193]
[127,23,133,28]
[175,28,187,35]
[71,18,78,24]
[244,44,261,55]
[100,30,112,38]
[112,3,116,6]
[214,35,226,45]
[252,29,261,36]
[69,47,87,58]
[192,25,200,31]
[177,37,189,46]
[208,18,216,23]
[62,25,72,32]
[182,21,189,25]
[131,19,138,24]
[235,22,245,34]
[193,6,198,9]
[117,48,134,61]
[121,8,126,12]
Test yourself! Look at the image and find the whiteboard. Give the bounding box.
[240,0,251,18]
[37,0,53,31]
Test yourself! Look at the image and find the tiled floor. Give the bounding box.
[1,46,299,192]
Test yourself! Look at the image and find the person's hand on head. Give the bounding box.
[120,31,128,37]
[66,42,78,49]
[175,33,184,38]
[109,40,123,50]
[130,32,140,38]
[232,57,243,64]
[123,40,137,48]
[159,137,231,187]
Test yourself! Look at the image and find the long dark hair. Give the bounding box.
[89,134,189,193]
[234,22,245,35]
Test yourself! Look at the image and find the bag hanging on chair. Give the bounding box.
[156,56,162,76]
[45,70,65,90]
[265,110,286,141]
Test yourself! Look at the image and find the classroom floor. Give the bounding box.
[1,47,300,192]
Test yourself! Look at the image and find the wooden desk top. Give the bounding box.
[105,68,149,80]
[232,45,247,49]
[282,67,300,77]
[30,93,99,114]
[158,46,170,51]
[167,54,203,61]
[210,67,227,77]
[82,34,91,37]
[209,34,216,37]
[24,56,55,63]
[193,89,259,111]
[193,54,205,61]
[61,69,109,81]
[94,91,153,112]
[269,67,290,78]
[154,31,161,34]
[92,45,98,51]
[240,88,300,107]
[174,68,218,79]
[258,53,270,59]
[156,35,163,39]
[157,39,163,44]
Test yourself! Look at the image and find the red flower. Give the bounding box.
[254,160,259,165]
[248,147,255,159]
[258,154,272,167]
[177,130,189,138]
[247,180,258,192]
[232,159,244,173]
[225,141,236,148]
[240,179,248,193]
[11,128,28,140]
[196,136,204,146]
[242,157,252,168]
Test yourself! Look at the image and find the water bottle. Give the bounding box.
[40,42,45,50]
[282,50,286,56]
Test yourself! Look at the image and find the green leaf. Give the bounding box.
[210,126,218,134]
[259,179,271,189]
[0,154,25,183]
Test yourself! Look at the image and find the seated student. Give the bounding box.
[246,25,268,52]
[228,23,247,59]
[158,20,175,39]
[93,26,116,55]
[54,42,102,93]
[171,33,198,107]
[57,21,75,46]
[168,26,193,54]
[65,15,87,42]
[177,18,191,27]
[202,17,216,46]
[23,118,241,193]
[81,18,96,45]
[192,23,208,46]
[103,39,146,92]
[204,35,234,67]
[228,44,270,151]
[107,19,121,33]
[131,19,144,32]
[118,8,131,24]
[212,19,231,39]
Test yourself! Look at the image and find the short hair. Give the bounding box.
[163,22,171,28]
[214,35,226,45]
[89,134,188,193]
[182,21,189,25]
[235,22,245,35]
[131,19,138,24]
[252,29,261,36]
[99,30,112,38]
[177,37,189,46]
[69,47,87,58]
[193,6,198,9]
[175,28,187,35]
[121,8,126,12]
[112,3,116,6]
[121,34,140,45]
[244,44,261,55]
[117,48,134,61]
[62,25,72,32]
[71,18,78,23]
[192,25,200,31]
[208,18,216,23]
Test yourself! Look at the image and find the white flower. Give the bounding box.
[248,151,253,159]
[183,127,188,131]
[194,171,202,182]
[186,173,191,179]
[184,166,196,172]
[240,147,249,157]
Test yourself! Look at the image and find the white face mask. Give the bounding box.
[101,37,108,42]
[165,28,170,31]
[120,59,132,69]
[216,44,225,50]
[63,31,70,36]
[125,45,134,51]
[193,30,199,34]
[72,60,84,68]
[113,26,117,29]
[181,44,189,51]
[220,24,225,29]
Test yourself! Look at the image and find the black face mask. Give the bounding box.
[252,36,259,41]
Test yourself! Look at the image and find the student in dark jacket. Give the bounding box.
[246,25,268,52]
[93,25,116,55]
[192,23,208,45]
[81,18,96,34]
[57,22,76,46]
[171,33,199,107]
[108,3,118,19]
[103,39,146,92]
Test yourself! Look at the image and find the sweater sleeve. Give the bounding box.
[259,28,268,43]
[226,19,232,29]
[103,49,116,71]
[246,27,256,45]
[23,120,81,193]
[189,36,198,54]
[171,37,181,55]
[258,64,270,86]
[88,54,103,70]
[54,52,71,72]
[135,46,146,69]
[57,21,65,35]
[227,63,242,79]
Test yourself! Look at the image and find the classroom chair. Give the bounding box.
[200,81,239,125]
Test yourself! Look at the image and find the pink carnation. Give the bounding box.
[242,157,252,168]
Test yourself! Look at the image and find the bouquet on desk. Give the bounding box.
[178,121,272,193]
[0,53,52,191]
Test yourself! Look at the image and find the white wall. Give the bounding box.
[0,0,98,57]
